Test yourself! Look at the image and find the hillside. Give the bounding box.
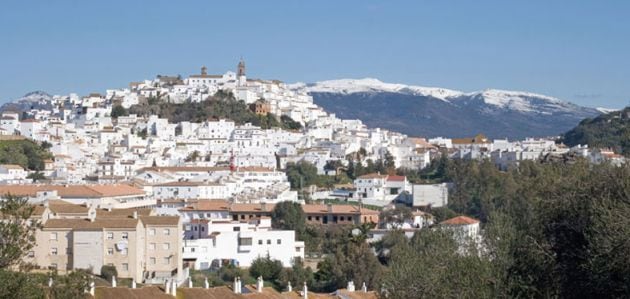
[128,91,301,130]
[292,78,600,139]
[563,107,630,155]
[0,91,54,113]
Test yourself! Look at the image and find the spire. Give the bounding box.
[201,66,208,75]
[237,58,246,77]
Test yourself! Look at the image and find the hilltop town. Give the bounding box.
[0,61,627,298]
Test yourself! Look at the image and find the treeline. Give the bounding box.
[0,139,53,171]
[284,150,397,190]
[563,106,630,156]
[127,91,302,130]
[279,158,630,297]
[383,158,630,298]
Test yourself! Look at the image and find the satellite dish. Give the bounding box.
[116,241,128,251]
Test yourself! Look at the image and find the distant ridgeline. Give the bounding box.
[563,107,630,156]
[127,90,302,130]
[0,138,53,171]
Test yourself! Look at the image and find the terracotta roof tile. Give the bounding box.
[43,218,140,230]
[440,215,479,225]
[0,184,145,198]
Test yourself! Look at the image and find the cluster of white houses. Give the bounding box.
[0,62,624,294]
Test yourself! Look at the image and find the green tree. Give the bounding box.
[379,205,413,228]
[382,228,493,298]
[100,265,117,282]
[26,171,46,183]
[280,257,313,290]
[110,105,129,118]
[0,270,45,299]
[271,201,306,239]
[0,194,40,269]
[280,115,303,130]
[49,269,91,299]
[249,256,283,282]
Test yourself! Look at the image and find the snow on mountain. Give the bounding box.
[290,78,463,101]
[293,78,584,114]
[292,78,601,139]
[0,91,54,113]
[462,89,578,114]
[596,107,618,114]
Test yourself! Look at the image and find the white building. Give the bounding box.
[181,217,304,269]
[412,183,449,208]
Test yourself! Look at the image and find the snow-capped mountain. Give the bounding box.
[0,91,54,113]
[292,78,600,139]
[290,78,462,101]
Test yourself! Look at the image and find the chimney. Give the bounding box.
[256,276,263,293]
[111,276,117,288]
[165,279,170,294]
[233,277,240,294]
[204,278,209,289]
[347,281,355,292]
[362,282,367,292]
[131,279,136,289]
[327,203,333,213]
[133,211,138,219]
[303,282,308,299]
[287,281,292,292]
[89,281,95,296]
[188,277,193,288]
[171,279,177,296]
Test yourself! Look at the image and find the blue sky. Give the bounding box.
[1,1,629,108]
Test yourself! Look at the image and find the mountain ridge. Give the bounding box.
[291,78,601,139]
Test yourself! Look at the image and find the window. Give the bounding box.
[50,232,58,240]
[267,239,271,245]
[122,263,128,271]
[233,226,240,232]
[277,239,281,245]
[149,229,156,236]
[315,216,320,221]
[51,247,58,255]
[194,226,197,231]
[121,248,128,255]
[150,257,156,265]
[240,215,245,220]
[201,227,205,232]
[340,216,345,221]
[163,229,170,236]
[107,232,114,240]
[149,243,156,250]
[296,247,301,252]
[50,263,58,269]
[106,248,114,255]
[163,257,171,265]
[163,243,170,250]
[238,237,252,246]
[307,216,312,221]
[258,240,263,245]
[122,232,128,240]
